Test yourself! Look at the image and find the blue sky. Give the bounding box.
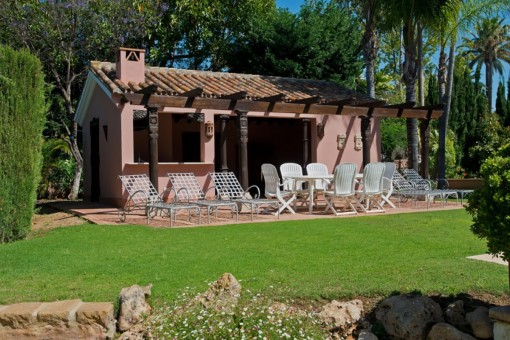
[276,0,508,110]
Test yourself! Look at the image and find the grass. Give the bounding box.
[0,209,507,305]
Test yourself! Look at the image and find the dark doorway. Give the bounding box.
[182,132,201,162]
[90,118,100,201]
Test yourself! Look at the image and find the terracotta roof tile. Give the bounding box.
[90,62,375,103]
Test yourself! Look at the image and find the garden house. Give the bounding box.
[75,47,442,207]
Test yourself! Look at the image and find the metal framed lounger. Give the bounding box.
[167,173,238,224]
[118,174,200,226]
[208,171,281,220]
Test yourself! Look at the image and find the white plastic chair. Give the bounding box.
[381,162,396,208]
[323,163,359,215]
[306,163,331,191]
[261,163,297,215]
[357,162,386,213]
[280,162,309,204]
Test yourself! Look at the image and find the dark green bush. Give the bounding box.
[0,45,47,243]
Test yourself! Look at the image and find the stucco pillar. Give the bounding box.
[419,118,431,179]
[220,114,229,172]
[302,119,310,170]
[360,116,372,167]
[147,106,159,188]
[236,110,249,189]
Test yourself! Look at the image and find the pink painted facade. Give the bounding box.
[76,49,381,207]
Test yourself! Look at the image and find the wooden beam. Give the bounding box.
[384,102,415,109]
[135,84,158,94]
[289,95,322,104]
[321,98,356,106]
[354,99,386,107]
[180,87,203,97]
[254,93,286,102]
[218,91,247,100]
[414,104,443,110]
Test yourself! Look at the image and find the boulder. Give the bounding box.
[318,299,364,335]
[117,284,152,332]
[445,300,470,331]
[427,323,477,340]
[375,294,444,340]
[358,329,379,340]
[466,306,493,339]
[193,273,241,312]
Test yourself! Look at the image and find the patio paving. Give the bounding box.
[45,196,466,229]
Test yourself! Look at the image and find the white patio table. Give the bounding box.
[284,174,333,214]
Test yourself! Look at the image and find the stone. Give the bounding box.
[427,323,477,340]
[318,299,364,335]
[358,329,378,340]
[466,306,493,339]
[375,294,444,340]
[193,273,241,312]
[117,284,152,332]
[445,300,470,331]
[37,299,82,326]
[118,323,148,340]
[490,305,510,323]
[0,302,43,328]
[76,302,116,338]
[490,305,510,340]
[493,321,510,340]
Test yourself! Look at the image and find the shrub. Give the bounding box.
[0,45,47,242]
[467,142,510,288]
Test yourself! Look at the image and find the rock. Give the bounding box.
[118,323,148,340]
[445,300,470,331]
[358,329,379,340]
[489,306,510,340]
[375,294,444,340]
[193,273,241,312]
[118,284,153,332]
[427,323,477,340]
[318,299,364,335]
[466,306,493,339]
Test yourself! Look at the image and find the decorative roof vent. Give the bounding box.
[116,47,145,85]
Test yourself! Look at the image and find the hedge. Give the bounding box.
[0,45,47,243]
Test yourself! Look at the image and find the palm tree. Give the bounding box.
[380,0,460,171]
[461,17,510,112]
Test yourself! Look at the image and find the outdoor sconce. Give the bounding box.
[354,133,363,151]
[337,133,346,150]
[205,121,214,138]
[317,122,325,139]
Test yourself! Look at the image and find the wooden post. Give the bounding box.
[420,115,431,180]
[220,114,229,172]
[236,110,249,189]
[360,115,372,167]
[302,119,310,170]
[147,106,159,189]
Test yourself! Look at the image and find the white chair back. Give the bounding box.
[261,163,280,197]
[332,163,357,195]
[280,162,304,190]
[383,162,396,191]
[362,162,385,195]
[306,163,330,190]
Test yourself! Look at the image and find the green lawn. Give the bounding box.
[0,209,507,305]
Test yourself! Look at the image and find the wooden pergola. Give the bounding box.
[118,87,443,189]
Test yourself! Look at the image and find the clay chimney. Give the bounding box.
[116,47,145,85]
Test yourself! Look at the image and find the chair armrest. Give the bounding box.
[246,184,261,199]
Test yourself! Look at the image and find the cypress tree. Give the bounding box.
[0,45,47,243]
[496,81,507,124]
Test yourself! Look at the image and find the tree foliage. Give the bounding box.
[467,141,510,287]
[225,1,363,86]
[0,45,47,242]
